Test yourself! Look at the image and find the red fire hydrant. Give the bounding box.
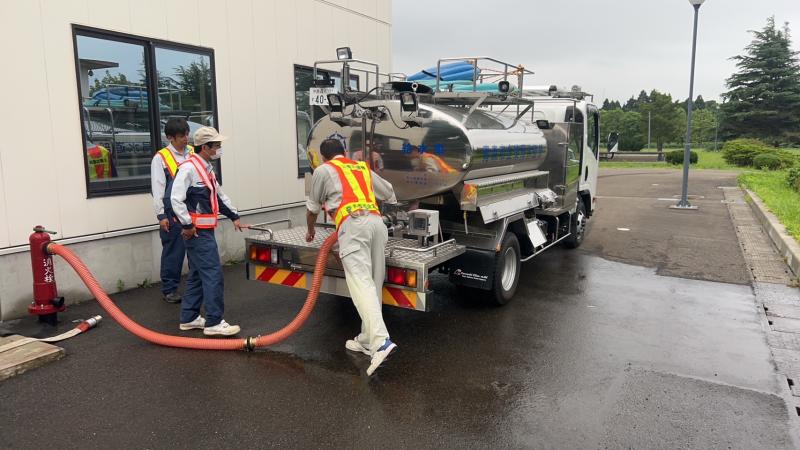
[29,225,65,325]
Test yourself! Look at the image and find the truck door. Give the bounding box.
[582,105,600,211]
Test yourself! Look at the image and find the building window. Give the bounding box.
[73,26,217,197]
[293,65,358,177]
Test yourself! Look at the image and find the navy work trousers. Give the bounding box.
[159,216,186,295]
[181,229,224,327]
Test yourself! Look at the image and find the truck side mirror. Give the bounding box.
[536,119,551,129]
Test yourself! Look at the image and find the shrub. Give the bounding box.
[776,150,800,168]
[665,150,697,165]
[753,153,782,170]
[721,138,799,168]
[788,166,800,192]
[722,138,772,166]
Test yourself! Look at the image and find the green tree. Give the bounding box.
[721,17,800,145]
[638,90,685,152]
[89,71,131,95]
[636,89,650,106]
[601,109,647,151]
[694,95,706,110]
[174,58,213,110]
[690,108,717,146]
[623,96,637,111]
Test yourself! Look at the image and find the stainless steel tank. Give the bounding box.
[306,100,549,201]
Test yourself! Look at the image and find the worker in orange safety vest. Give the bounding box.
[305,138,398,376]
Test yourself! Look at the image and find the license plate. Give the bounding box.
[309,87,338,106]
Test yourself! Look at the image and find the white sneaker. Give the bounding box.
[203,320,241,336]
[366,339,397,376]
[345,338,371,356]
[179,315,206,330]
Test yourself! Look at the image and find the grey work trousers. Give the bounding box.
[337,213,390,352]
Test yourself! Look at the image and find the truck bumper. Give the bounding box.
[248,263,429,312]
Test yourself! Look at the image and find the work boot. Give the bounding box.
[345,337,371,356]
[366,338,397,376]
[203,320,241,336]
[163,292,182,304]
[179,315,206,331]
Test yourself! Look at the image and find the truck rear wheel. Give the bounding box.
[491,233,521,305]
[564,196,587,249]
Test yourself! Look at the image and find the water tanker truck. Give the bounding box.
[245,54,600,309]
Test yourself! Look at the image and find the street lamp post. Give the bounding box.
[673,0,705,210]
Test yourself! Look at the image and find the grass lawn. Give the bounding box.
[739,170,800,241]
[600,148,741,171]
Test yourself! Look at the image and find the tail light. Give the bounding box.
[387,266,417,288]
[249,245,278,264]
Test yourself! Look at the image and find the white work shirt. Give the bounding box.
[170,156,239,227]
[151,144,192,218]
[306,155,397,216]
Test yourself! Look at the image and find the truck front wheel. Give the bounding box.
[564,196,587,249]
[491,233,521,305]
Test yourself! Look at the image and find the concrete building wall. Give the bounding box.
[0,0,391,320]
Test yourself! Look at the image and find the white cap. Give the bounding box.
[193,126,228,146]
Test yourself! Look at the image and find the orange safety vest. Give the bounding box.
[184,154,219,229]
[326,158,380,229]
[158,146,194,178]
[421,153,457,173]
[87,144,111,180]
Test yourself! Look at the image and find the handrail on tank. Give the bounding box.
[434,56,535,96]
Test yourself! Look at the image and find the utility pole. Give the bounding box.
[648,111,651,150]
[713,109,719,151]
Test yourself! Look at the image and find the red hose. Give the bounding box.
[46,232,338,351]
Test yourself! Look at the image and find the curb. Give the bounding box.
[745,188,800,278]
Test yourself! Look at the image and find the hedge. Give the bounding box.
[665,150,697,165]
[753,153,782,170]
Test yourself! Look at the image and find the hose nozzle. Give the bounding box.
[77,315,103,332]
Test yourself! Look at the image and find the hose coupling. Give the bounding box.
[77,315,103,332]
[244,336,258,351]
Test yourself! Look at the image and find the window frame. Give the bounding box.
[72,25,219,198]
[587,105,599,158]
[292,64,359,178]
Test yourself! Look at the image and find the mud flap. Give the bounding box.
[447,248,495,290]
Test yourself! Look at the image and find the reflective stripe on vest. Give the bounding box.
[326,158,380,229]
[184,154,219,229]
[158,146,194,178]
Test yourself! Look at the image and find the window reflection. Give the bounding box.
[78,35,152,187]
[294,66,358,177]
[75,30,217,196]
[155,47,216,148]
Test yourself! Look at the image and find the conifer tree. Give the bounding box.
[721,17,800,144]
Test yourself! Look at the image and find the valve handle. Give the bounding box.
[33,226,56,235]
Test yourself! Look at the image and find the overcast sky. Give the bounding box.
[392,0,800,103]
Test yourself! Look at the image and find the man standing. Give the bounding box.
[305,139,397,376]
[171,126,244,336]
[151,118,193,303]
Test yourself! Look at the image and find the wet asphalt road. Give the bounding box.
[1,169,797,449]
